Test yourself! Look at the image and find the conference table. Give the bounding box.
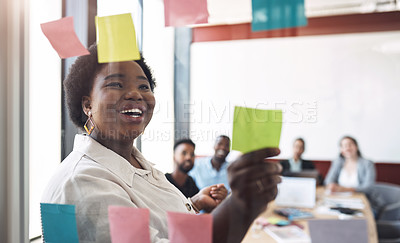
[242,187,378,243]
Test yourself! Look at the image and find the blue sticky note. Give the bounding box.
[251,0,307,32]
[40,203,79,243]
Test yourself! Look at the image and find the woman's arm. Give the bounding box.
[324,158,342,185]
[211,148,281,243]
[356,159,376,192]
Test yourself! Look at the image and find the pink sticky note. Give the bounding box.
[167,211,212,243]
[164,0,209,27]
[108,206,151,243]
[41,16,90,58]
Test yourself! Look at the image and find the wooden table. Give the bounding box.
[242,187,377,243]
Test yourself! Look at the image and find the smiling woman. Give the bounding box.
[41,43,283,243]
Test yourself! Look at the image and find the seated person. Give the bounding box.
[41,44,282,242]
[280,138,316,174]
[165,138,227,210]
[189,135,231,191]
[325,136,376,193]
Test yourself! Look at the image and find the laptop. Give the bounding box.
[283,169,320,180]
[275,176,317,208]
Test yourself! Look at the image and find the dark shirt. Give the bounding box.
[165,173,200,198]
[280,159,323,185]
[280,159,316,175]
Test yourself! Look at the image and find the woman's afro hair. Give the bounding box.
[63,43,156,129]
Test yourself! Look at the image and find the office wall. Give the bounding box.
[190,31,400,163]
[141,0,175,173]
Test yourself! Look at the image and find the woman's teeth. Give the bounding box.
[120,108,143,117]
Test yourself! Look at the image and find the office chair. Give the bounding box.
[366,182,400,220]
[366,183,400,243]
[377,221,400,243]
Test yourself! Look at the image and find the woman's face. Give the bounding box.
[340,138,358,159]
[293,140,305,159]
[84,61,155,142]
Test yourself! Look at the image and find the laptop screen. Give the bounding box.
[275,176,316,208]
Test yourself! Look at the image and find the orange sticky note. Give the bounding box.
[164,0,209,27]
[40,16,89,58]
[167,211,212,243]
[95,13,140,63]
[108,206,151,243]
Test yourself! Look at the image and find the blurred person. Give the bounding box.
[165,138,227,212]
[280,138,316,174]
[189,135,231,191]
[325,136,376,193]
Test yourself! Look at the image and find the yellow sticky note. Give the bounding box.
[232,106,282,153]
[95,13,140,63]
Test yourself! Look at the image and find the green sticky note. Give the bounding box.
[232,106,282,153]
[95,13,140,63]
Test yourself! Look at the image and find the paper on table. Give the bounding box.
[40,203,79,243]
[108,206,151,243]
[163,0,209,27]
[95,13,140,63]
[232,106,282,153]
[40,16,90,58]
[167,211,212,243]
[251,0,307,32]
[264,225,311,243]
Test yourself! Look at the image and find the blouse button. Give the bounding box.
[185,203,192,211]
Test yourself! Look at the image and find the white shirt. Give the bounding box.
[42,134,195,243]
[338,165,359,188]
[288,158,302,172]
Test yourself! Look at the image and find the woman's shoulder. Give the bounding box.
[358,157,374,167]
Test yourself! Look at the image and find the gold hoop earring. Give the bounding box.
[84,111,96,135]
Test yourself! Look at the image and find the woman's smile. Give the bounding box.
[118,103,147,123]
[84,61,156,142]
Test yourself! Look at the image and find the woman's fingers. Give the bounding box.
[227,148,282,213]
[228,148,280,172]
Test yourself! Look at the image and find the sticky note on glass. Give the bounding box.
[95,13,140,63]
[167,211,212,243]
[40,203,79,243]
[164,0,209,27]
[40,17,90,58]
[251,0,307,32]
[108,206,151,243]
[232,106,282,153]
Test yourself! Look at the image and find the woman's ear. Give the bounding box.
[82,96,92,116]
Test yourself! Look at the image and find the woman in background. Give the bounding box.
[325,136,375,193]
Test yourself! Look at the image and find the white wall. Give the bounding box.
[141,0,175,173]
[190,31,400,163]
[29,0,62,238]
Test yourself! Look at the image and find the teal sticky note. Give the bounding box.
[251,0,307,32]
[232,106,282,153]
[40,203,79,243]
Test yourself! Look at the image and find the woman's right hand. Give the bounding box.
[227,148,282,218]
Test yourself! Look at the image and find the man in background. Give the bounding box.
[165,138,227,208]
[189,135,231,192]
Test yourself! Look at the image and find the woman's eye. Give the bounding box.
[106,82,123,88]
[139,84,150,90]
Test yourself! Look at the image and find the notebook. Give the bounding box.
[275,177,316,208]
